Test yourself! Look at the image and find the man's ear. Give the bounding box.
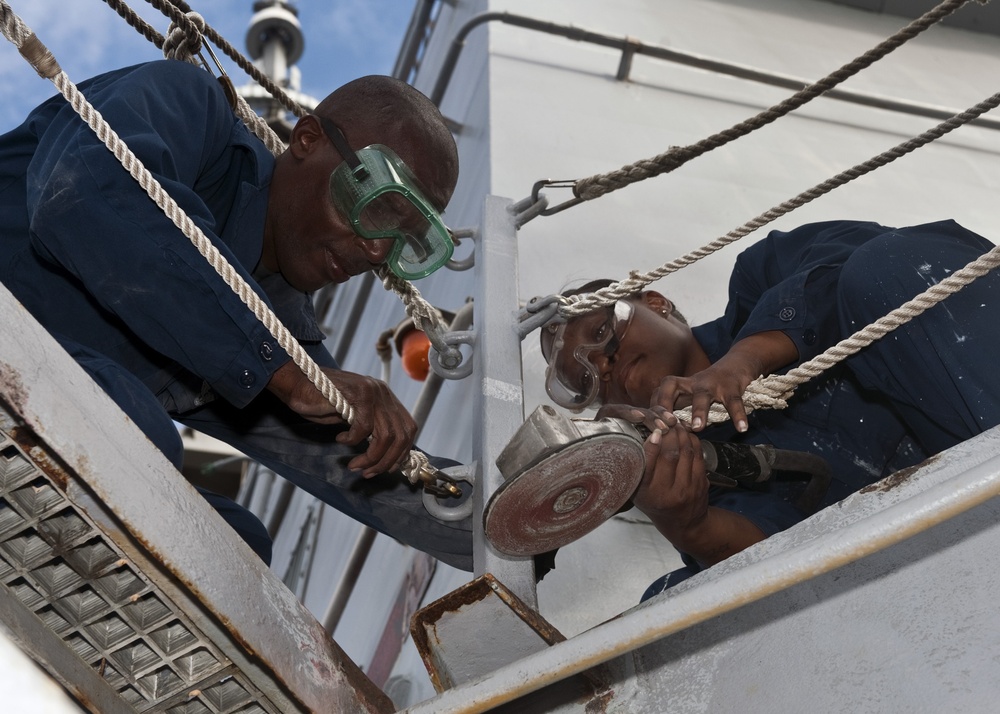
[643,290,673,317]
[288,115,324,159]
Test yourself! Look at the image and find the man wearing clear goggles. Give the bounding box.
[540,281,696,414]
[540,221,1000,598]
[542,299,636,411]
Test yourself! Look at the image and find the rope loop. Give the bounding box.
[162,10,205,63]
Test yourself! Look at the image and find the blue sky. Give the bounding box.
[0,0,418,129]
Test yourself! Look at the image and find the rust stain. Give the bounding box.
[6,425,71,491]
[410,576,523,693]
[0,362,29,415]
[411,574,564,645]
[585,689,615,713]
[67,687,94,713]
[860,454,941,494]
[410,574,575,695]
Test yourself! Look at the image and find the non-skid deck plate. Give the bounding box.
[0,420,281,713]
[484,434,645,556]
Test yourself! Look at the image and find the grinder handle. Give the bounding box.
[629,421,773,487]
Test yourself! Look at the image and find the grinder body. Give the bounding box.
[484,406,830,557]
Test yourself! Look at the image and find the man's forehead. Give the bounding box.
[565,307,608,333]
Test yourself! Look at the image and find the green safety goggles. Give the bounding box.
[320,117,454,280]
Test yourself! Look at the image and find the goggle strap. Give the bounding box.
[319,116,370,181]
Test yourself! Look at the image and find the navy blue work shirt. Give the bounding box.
[685,216,1000,543]
[694,220,937,525]
[0,60,320,412]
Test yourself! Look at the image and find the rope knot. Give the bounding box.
[402,450,431,485]
[163,11,205,63]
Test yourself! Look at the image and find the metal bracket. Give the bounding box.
[445,227,477,272]
[428,329,476,380]
[530,179,584,217]
[509,193,549,228]
[518,294,567,340]
[422,463,476,522]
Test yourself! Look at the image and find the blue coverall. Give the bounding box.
[0,60,472,570]
[643,219,1000,598]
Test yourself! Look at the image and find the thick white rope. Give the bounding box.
[680,233,1000,426]
[162,10,287,156]
[570,0,980,202]
[145,0,449,355]
[562,90,1000,425]
[0,1,434,483]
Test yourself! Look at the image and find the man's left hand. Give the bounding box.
[266,362,417,477]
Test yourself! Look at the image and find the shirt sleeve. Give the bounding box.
[25,61,286,408]
[726,220,894,365]
[707,486,803,537]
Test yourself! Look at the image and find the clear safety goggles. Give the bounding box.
[320,117,454,280]
[543,299,635,411]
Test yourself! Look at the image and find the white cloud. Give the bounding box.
[1,0,165,127]
[0,0,415,128]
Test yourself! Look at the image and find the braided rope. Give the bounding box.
[551,1,1000,425]
[567,88,1000,426]
[0,0,438,484]
[135,0,450,383]
[98,0,290,156]
[45,75,358,422]
[144,0,307,120]
[678,242,1000,427]
[573,0,973,201]
[378,266,448,334]
[564,89,1000,317]
[101,0,165,48]
[755,243,1000,399]
[232,92,288,156]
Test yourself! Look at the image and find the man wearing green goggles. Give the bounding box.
[2,62,472,570]
[320,116,454,280]
[261,94,458,292]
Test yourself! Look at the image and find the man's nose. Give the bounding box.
[590,348,615,383]
[358,236,395,265]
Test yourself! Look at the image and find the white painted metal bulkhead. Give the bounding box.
[384,0,1000,709]
[157,0,1000,708]
[437,0,1000,636]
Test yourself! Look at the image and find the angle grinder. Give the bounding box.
[483,405,831,557]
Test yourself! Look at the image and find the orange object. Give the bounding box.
[400,329,432,381]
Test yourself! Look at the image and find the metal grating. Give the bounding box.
[0,424,280,714]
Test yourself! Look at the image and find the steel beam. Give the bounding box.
[472,196,537,606]
[0,282,393,713]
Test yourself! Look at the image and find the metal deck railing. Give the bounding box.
[0,282,394,714]
[0,418,281,713]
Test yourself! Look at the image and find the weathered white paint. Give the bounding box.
[250,0,1000,706]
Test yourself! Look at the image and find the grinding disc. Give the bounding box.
[483,433,645,556]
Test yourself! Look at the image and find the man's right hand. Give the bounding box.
[630,421,767,567]
[651,330,798,433]
[266,361,417,477]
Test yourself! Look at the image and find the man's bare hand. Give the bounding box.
[267,361,417,477]
[651,330,797,432]
[633,427,709,538]
[634,426,766,565]
[595,403,679,434]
